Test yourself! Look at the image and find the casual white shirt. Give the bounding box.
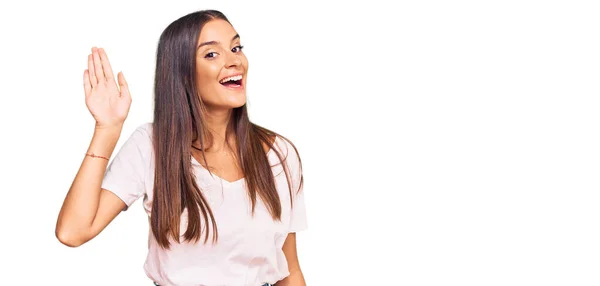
[101,123,308,286]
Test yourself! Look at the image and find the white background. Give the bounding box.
[1,0,599,285]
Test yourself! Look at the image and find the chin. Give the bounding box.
[202,88,247,110]
[225,94,247,108]
[231,100,247,109]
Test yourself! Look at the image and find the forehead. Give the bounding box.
[198,19,238,42]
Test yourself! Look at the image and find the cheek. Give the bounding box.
[241,55,249,69]
[196,62,222,94]
[196,62,220,82]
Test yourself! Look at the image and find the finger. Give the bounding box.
[98,48,115,82]
[118,72,131,99]
[92,47,105,82]
[83,69,92,97]
[88,54,97,87]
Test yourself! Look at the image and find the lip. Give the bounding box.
[221,83,244,90]
[218,73,243,83]
[219,73,244,90]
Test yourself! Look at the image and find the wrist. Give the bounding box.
[94,121,124,133]
[88,125,123,158]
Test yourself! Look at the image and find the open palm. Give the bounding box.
[84,47,132,128]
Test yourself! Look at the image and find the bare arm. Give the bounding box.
[55,126,126,247]
[55,47,132,247]
[275,233,306,286]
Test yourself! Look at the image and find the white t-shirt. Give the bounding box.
[101,123,308,286]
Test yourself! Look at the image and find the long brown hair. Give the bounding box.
[151,10,303,249]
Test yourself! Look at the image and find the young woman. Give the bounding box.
[55,10,308,286]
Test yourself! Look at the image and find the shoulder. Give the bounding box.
[271,134,302,168]
[254,124,303,168]
[116,122,154,154]
[270,134,304,192]
[126,122,153,142]
[134,122,153,136]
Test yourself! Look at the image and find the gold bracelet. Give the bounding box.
[86,152,109,160]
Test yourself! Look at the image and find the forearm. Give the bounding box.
[55,126,121,244]
[275,269,306,286]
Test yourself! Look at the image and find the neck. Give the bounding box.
[202,107,233,151]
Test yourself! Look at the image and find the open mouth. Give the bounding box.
[219,75,243,88]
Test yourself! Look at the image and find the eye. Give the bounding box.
[232,45,244,53]
[204,52,218,59]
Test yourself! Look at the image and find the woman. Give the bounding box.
[55,10,308,286]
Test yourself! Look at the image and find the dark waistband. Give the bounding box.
[154,283,273,286]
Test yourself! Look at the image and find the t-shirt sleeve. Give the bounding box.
[101,123,152,211]
[286,140,308,233]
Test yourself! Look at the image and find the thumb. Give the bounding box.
[117,71,131,98]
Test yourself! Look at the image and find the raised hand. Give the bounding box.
[84,47,132,129]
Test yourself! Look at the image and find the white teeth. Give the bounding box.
[220,75,242,83]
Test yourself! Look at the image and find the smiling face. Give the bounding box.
[195,19,248,111]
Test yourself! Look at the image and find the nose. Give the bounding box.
[225,51,242,68]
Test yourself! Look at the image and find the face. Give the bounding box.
[195,19,248,110]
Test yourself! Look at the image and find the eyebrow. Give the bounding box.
[197,34,240,49]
